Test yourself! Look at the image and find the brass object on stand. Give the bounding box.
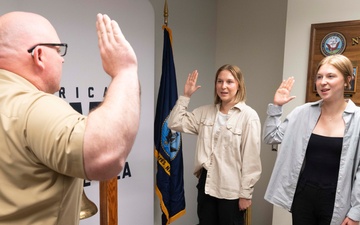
[80,190,98,220]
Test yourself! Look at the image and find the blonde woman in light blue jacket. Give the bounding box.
[263,54,360,225]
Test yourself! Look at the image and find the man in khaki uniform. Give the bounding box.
[0,11,140,225]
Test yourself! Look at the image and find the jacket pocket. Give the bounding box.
[198,118,214,140]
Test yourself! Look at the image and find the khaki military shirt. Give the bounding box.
[0,70,87,225]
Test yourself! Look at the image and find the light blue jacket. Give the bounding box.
[263,99,360,225]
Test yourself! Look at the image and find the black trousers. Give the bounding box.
[292,182,336,225]
[197,169,245,225]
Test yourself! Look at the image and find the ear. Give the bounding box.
[31,47,45,70]
[345,75,352,90]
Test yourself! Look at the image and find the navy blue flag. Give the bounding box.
[154,25,186,225]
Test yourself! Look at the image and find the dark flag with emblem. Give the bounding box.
[154,25,186,225]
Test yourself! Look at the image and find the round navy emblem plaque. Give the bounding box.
[320,32,346,56]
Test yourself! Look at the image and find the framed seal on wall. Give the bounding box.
[306,20,360,105]
[320,32,346,56]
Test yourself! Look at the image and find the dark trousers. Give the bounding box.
[197,169,245,225]
[292,182,336,225]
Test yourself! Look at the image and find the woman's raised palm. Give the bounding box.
[184,70,201,97]
[273,77,296,106]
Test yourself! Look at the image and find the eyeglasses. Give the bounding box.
[27,43,68,57]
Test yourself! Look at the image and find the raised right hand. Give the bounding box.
[83,13,140,181]
[184,70,201,97]
[274,77,296,106]
[96,13,137,78]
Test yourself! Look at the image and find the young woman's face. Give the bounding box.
[215,70,239,104]
[315,63,346,101]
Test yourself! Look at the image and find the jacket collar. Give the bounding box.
[216,101,246,112]
[309,99,358,114]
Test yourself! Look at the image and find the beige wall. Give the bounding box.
[150,1,217,225]
[150,0,287,225]
[215,1,287,225]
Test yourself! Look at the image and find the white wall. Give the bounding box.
[274,0,360,224]
[0,1,154,225]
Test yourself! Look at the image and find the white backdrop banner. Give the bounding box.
[1,1,154,224]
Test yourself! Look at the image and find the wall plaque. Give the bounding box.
[306,20,360,105]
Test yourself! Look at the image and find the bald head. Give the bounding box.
[0,11,63,93]
[0,11,60,65]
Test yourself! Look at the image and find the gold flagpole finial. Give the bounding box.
[164,0,168,26]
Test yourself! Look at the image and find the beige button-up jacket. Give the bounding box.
[168,96,261,199]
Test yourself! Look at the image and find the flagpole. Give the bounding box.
[155,2,186,224]
[164,0,168,26]
[100,177,118,225]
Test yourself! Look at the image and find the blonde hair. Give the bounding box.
[214,64,246,104]
[316,54,353,90]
